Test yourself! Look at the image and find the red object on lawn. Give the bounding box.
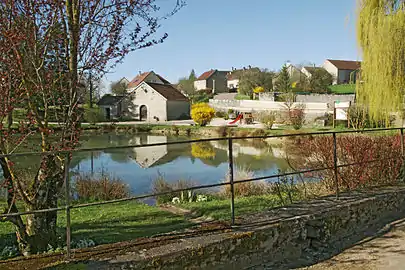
[228,114,242,125]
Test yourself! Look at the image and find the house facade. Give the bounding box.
[97,95,125,120]
[322,59,361,85]
[127,81,190,122]
[194,69,229,93]
[301,66,326,78]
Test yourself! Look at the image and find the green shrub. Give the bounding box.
[215,111,226,118]
[83,108,105,124]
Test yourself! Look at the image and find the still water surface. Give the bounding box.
[1,133,289,200]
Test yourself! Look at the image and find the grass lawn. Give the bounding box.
[181,194,285,221]
[328,84,356,94]
[0,200,191,253]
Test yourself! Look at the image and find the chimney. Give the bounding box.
[139,71,142,75]
[213,79,216,94]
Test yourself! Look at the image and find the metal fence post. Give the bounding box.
[333,132,339,199]
[228,138,235,225]
[401,128,404,157]
[64,153,72,258]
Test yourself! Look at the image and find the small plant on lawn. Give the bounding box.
[74,172,129,202]
[191,142,216,159]
[191,103,215,126]
[289,107,305,130]
[223,167,269,197]
[152,175,197,204]
[256,111,276,129]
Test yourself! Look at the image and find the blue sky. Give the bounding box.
[105,0,359,89]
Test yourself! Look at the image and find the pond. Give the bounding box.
[1,133,290,203]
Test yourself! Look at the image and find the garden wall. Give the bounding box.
[209,99,328,122]
[76,186,405,269]
[296,94,355,109]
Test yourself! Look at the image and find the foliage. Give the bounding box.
[191,142,216,159]
[348,105,396,129]
[0,0,185,255]
[357,0,405,121]
[235,94,251,100]
[110,80,128,96]
[83,107,105,124]
[256,111,276,129]
[290,134,403,190]
[177,70,197,96]
[238,68,274,97]
[274,64,291,92]
[152,176,196,204]
[289,107,305,130]
[74,173,129,202]
[191,103,215,126]
[215,111,227,118]
[190,91,213,104]
[306,68,333,93]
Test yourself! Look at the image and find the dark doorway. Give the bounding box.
[105,108,111,120]
[140,105,147,121]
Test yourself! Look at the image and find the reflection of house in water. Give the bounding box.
[130,135,168,168]
[129,135,192,168]
[210,140,285,159]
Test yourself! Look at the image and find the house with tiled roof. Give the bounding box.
[194,69,230,94]
[322,59,361,84]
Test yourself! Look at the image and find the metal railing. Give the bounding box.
[0,127,404,258]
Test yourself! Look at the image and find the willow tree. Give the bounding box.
[357,0,405,122]
[0,0,185,255]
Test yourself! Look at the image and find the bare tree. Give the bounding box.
[0,0,185,254]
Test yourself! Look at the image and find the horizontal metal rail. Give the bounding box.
[1,155,401,219]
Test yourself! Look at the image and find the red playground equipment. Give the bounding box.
[228,114,243,125]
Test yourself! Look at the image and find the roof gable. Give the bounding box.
[135,81,189,101]
[197,69,216,80]
[303,66,325,75]
[327,59,361,70]
[97,95,124,106]
[128,72,152,88]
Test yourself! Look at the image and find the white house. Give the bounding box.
[322,59,361,85]
[126,81,190,122]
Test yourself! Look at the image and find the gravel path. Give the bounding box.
[302,218,405,270]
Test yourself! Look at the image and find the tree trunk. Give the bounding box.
[1,155,65,255]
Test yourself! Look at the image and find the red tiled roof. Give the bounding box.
[146,82,189,101]
[197,69,216,80]
[327,59,361,70]
[128,72,151,88]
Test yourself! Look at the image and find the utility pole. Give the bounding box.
[89,72,93,108]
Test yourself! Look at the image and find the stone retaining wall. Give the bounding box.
[9,186,404,269]
[83,186,405,270]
